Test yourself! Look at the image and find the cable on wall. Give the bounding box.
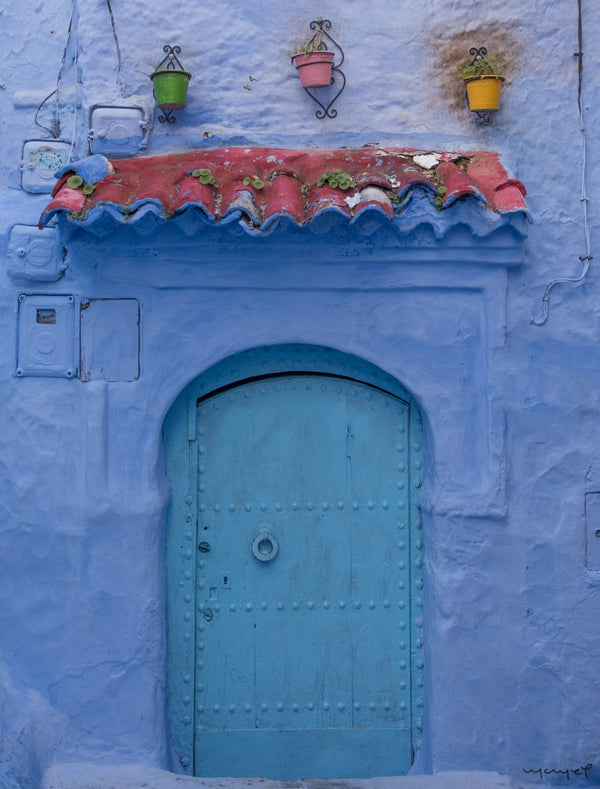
[531,0,593,326]
[105,0,125,96]
[34,0,77,139]
[66,1,79,161]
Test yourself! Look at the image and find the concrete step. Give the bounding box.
[42,764,529,789]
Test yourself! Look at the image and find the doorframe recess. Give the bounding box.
[163,344,425,776]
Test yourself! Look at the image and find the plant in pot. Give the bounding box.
[150,45,191,123]
[291,27,334,89]
[457,49,510,112]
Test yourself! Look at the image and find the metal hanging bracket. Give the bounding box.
[151,45,191,124]
[156,44,186,72]
[473,110,493,126]
[467,47,493,126]
[301,18,346,120]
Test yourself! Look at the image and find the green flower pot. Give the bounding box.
[151,68,191,111]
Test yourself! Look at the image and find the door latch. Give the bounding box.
[198,541,211,553]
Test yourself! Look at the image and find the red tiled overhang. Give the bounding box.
[40,147,527,235]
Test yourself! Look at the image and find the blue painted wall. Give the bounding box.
[1,0,599,786]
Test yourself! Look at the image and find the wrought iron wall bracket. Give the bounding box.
[466,47,495,126]
[158,109,177,124]
[472,110,493,126]
[156,44,186,72]
[302,19,346,120]
[157,45,182,124]
[151,45,190,124]
[469,46,488,64]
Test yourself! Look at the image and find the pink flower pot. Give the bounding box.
[292,51,334,88]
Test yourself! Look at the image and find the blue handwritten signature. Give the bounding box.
[522,764,593,781]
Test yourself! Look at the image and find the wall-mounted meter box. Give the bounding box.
[89,105,148,158]
[21,140,71,194]
[7,225,66,282]
[80,298,140,382]
[585,492,600,571]
[16,294,76,378]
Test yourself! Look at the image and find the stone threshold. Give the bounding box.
[42,764,535,789]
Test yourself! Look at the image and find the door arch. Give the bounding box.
[164,345,424,779]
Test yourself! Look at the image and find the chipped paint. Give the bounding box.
[1,0,599,786]
[413,154,440,170]
[40,147,527,235]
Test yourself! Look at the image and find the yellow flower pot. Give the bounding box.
[464,75,504,111]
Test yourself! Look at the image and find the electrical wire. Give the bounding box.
[67,1,79,161]
[34,0,76,139]
[106,0,125,96]
[531,0,593,325]
[33,87,59,138]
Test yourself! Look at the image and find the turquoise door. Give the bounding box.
[166,354,424,779]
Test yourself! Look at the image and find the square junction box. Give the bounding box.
[21,140,71,194]
[17,294,76,378]
[7,225,66,282]
[585,492,600,571]
[80,298,140,382]
[89,105,148,158]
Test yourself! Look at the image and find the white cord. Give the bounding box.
[67,0,79,161]
[531,2,593,326]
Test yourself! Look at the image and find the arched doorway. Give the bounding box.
[164,345,424,778]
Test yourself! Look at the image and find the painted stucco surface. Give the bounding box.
[1,0,599,787]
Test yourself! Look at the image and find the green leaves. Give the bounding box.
[192,168,219,187]
[243,175,265,190]
[291,28,326,57]
[434,185,447,209]
[317,169,356,190]
[66,174,95,196]
[456,52,510,80]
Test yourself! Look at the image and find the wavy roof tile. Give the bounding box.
[40,147,528,238]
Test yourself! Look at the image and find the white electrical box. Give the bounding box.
[89,105,148,157]
[17,294,76,378]
[21,140,71,194]
[80,298,140,382]
[586,492,600,571]
[7,225,66,282]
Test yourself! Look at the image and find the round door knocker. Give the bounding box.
[252,529,279,562]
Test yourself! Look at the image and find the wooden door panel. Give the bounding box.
[194,375,414,778]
